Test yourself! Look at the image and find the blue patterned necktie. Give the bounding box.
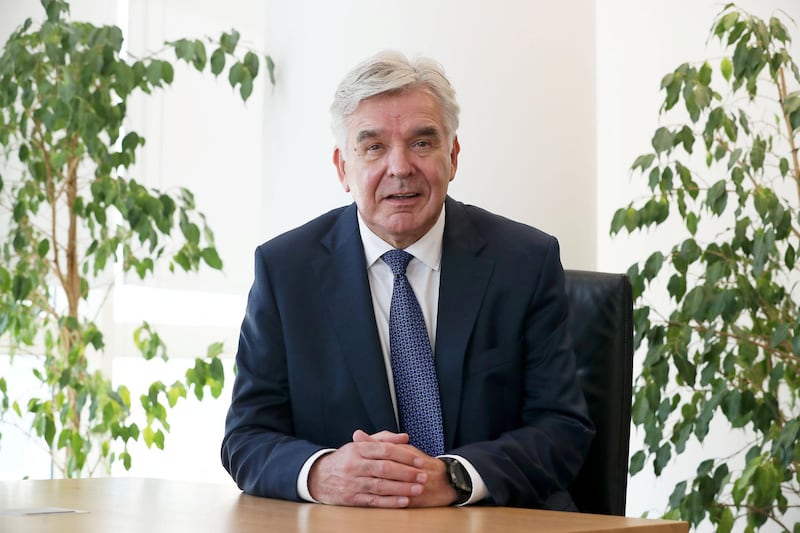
[382,249,445,457]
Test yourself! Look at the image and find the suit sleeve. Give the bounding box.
[220,246,322,500]
[452,238,595,508]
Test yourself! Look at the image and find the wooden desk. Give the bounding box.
[0,477,686,533]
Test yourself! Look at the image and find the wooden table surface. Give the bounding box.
[0,477,687,533]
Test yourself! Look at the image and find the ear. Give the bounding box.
[333,147,350,192]
[448,136,460,182]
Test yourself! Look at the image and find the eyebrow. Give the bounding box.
[355,129,380,145]
[354,126,442,145]
[413,126,441,139]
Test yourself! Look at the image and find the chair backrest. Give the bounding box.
[564,269,633,516]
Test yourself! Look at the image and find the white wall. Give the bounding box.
[260,0,597,269]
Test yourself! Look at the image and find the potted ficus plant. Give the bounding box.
[0,0,273,477]
[611,4,800,531]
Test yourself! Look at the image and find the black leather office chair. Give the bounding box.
[564,270,633,516]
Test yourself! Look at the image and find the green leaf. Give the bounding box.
[219,29,240,54]
[717,507,734,533]
[668,273,687,301]
[173,38,195,62]
[648,167,660,190]
[750,136,766,170]
[239,72,253,100]
[121,451,132,470]
[652,127,675,154]
[146,60,164,85]
[632,390,650,425]
[228,61,244,87]
[610,208,627,234]
[37,239,50,258]
[668,480,687,512]
[624,207,640,232]
[686,212,698,235]
[678,125,695,154]
[201,247,223,270]
[44,416,56,447]
[167,383,186,407]
[629,450,646,475]
[694,85,711,109]
[790,109,800,131]
[207,341,224,357]
[632,153,656,173]
[161,61,174,84]
[244,51,259,78]
[154,429,165,449]
[785,245,796,269]
[210,48,225,76]
[143,426,155,448]
[699,62,712,85]
[11,274,32,301]
[643,251,664,280]
[654,443,672,475]
[706,180,728,215]
[674,352,697,386]
[779,157,789,177]
[721,57,733,81]
[192,40,207,71]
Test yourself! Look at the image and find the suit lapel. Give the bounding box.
[436,198,494,449]
[315,204,398,433]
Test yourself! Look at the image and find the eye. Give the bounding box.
[413,140,431,149]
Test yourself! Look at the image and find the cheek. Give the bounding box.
[358,171,384,194]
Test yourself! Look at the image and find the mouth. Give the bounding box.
[386,192,420,200]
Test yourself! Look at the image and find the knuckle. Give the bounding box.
[364,495,379,507]
[374,459,389,477]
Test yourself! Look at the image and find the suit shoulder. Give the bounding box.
[457,202,558,250]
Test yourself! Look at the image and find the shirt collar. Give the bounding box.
[357,205,445,272]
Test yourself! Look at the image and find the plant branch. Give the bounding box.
[31,117,70,293]
[777,67,800,205]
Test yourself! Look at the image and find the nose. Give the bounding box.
[387,146,413,178]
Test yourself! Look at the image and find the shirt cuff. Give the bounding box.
[296,449,335,502]
[439,454,489,505]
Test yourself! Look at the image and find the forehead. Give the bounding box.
[345,89,446,139]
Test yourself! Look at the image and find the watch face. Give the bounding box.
[446,459,472,491]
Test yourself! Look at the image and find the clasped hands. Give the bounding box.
[307,429,458,508]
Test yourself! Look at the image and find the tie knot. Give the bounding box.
[382,249,413,276]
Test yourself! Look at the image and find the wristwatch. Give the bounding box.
[440,457,473,505]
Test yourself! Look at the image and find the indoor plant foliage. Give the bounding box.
[610,4,800,532]
[0,0,273,477]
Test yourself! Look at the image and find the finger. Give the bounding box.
[352,429,377,442]
[356,476,425,498]
[360,456,428,484]
[352,429,409,445]
[369,430,409,444]
[355,441,426,469]
[349,494,411,508]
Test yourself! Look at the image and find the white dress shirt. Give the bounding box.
[297,205,488,505]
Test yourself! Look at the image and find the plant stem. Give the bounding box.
[777,67,800,204]
[64,141,82,474]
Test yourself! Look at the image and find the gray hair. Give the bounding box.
[331,50,460,152]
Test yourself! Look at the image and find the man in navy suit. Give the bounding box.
[221,50,594,509]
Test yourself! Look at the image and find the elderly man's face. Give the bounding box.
[334,89,459,249]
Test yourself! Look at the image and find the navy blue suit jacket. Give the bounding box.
[221,197,594,509]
